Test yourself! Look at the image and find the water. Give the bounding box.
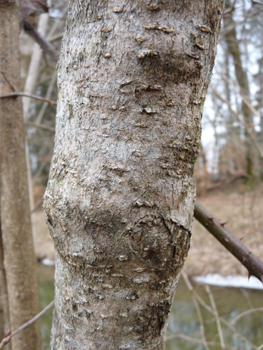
[37,265,263,350]
[37,264,55,350]
[167,280,263,350]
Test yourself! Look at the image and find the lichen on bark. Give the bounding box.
[43,1,225,349]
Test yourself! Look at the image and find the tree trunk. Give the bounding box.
[0,208,11,350]
[43,1,225,348]
[224,0,260,186]
[0,2,41,350]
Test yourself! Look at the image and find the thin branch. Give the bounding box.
[49,32,64,42]
[220,9,262,38]
[166,333,237,350]
[219,73,261,120]
[35,70,57,125]
[251,0,263,5]
[25,122,55,132]
[24,21,58,62]
[241,93,261,118]
[210,85,263,159]
[205,285,225,349]
[0,301,54,349]
[33,157,50,183]
[30,197,43,214]
[0,92,57,106]
[194,201,263,283]
[231,307,263,325]
[182,272,258,350]
[190,287,210,350]
[182,269,209,350]
[0,70,16,91]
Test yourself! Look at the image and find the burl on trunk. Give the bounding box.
[43,1,224,349]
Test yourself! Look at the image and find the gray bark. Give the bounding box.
[43,1,225,349]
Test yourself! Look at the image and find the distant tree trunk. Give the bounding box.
[0,209,11,350]
[43,1,225,348]
[0,2,41,350]
[224,0,260,185]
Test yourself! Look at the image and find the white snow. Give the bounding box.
[194,274,263,290]
[41,258,55,266]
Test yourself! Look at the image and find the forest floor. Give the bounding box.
[33,184,263,277]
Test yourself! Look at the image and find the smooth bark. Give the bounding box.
[44,1,225,349]
[0,2,41,350]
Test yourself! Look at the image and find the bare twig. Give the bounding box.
[30,197,43,214]
[251,0,263,5]
[166,333,237,350]
[183,271,210,350]
[49,32,64,42]
[219,19,246,37]
[219,73,261,120]
[210,85,263,159]
[231,307,263,325]
[46,6,68,40]
[192,296,209,350]
[23,13,50,119]
[33,157,50,184]
[0,70,17,91]
[182,272,258,350]
[220,8,262,38]
[0,301,54,349]
[194,201,263,283]
[35,70,57,125]
[0,92,57,105]
[25,122,55,132]
[205,285,225,349]
[24,21,58,62]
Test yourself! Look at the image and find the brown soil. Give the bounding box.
[33,186,263,277]
[186,185,263,277]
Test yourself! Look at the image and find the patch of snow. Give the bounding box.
[194,274,263,290]
[41,258,55,266]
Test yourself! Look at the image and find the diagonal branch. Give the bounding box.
[194,201,263,283]
[205,285,225,349]
[23,21,58,62]
[25,122,55,132]
[182,272,258,349]
[0,92,57,105]
[0,301,54,349]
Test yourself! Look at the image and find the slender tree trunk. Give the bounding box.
[43,1,225,348]
[224,0,260,185]
[0,2,41,350]
[0,208,11,350]
[23,13,50,252]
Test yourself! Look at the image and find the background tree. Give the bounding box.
[198,0,263,189]
[0,1,41,349]
[224,0,259,185]
[43,0,225,349]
